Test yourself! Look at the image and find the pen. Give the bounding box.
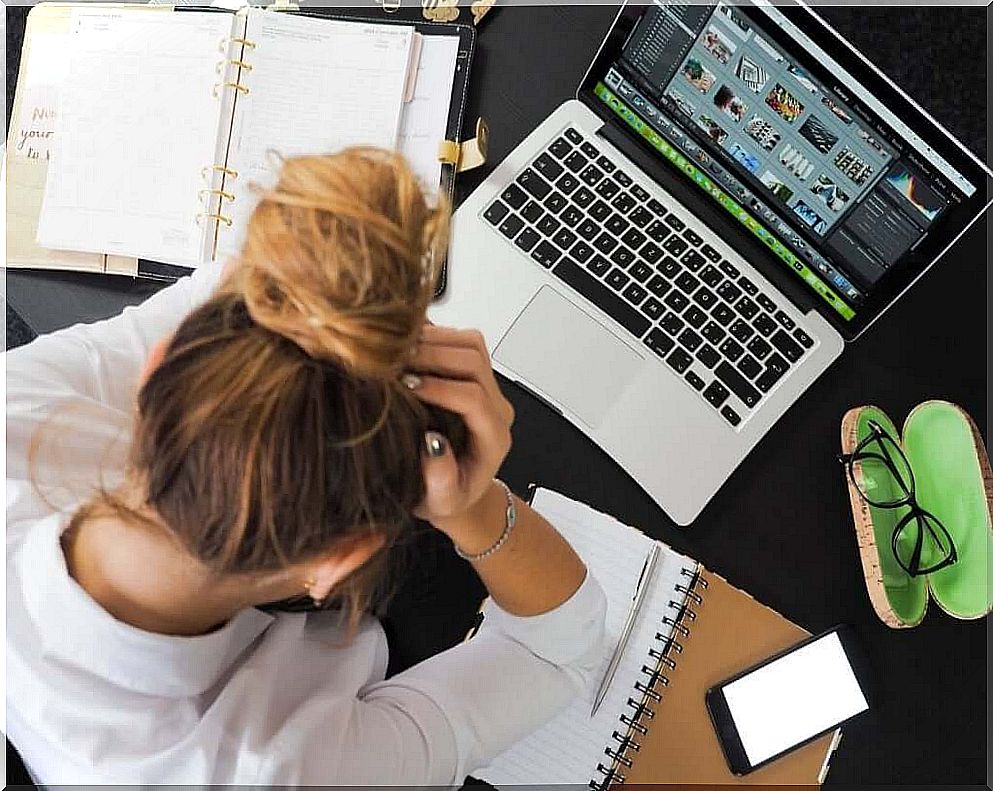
[591,542,661,717]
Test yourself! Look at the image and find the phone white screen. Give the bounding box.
[722,632,868,766]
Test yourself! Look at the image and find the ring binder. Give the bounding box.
[198,188,236,202]
[590,563,707,790]
[216,59,253,74]
[202,165,239,180]
[212,81,250,98]
[219,36,257,53]
[196,212,233,228]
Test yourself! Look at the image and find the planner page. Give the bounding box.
[37,9,233,266]
[475,489,695,787]
[215,9,414,262]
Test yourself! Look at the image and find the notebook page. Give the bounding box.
[215,10,413,262]
[37,10,233,266]
[476,489,695,787]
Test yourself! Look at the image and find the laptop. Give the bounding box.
[431,0,992,525]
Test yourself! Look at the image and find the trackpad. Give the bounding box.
[494,287,644,428]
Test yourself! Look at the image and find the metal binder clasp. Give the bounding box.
[438,117,489,174]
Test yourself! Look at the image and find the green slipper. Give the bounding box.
[841,402,992,628]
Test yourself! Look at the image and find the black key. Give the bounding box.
[549,137,572,158]
[684,305,707,329]
[646,220,671,243]
[577,218,600,241]
[717,280,742,304]
[721,406,742,427]
[580,164,604,186]
[564,127,583,144]
[664,290,690,312]
[644,328,675,359]
[581,141,599,158]
[518,169,552,200]
[729,320,755,343]
[735,296,760,321]
[659,311,685,336]
[544,191,568,213]
[533,152,564,180]
[696,344,720,370]
[573,186,596,209]
[719,338,744,362]
[665,214,686,232]
[701,243,722,263]
[515,227,540,252]
[553,228,577,249]
[700,265,722,288]
[663,236,688,257]
[737,354,762,380]
[593,232,619,254]
[521,200,543,224]
[501,183,528,209]
[560,206,583,227]
[755,362,787,393]
[702,321,726,345]
[605,267,630,292]
[757,293,777,313]
[693,286,718,310]
[775,311,796,330]
[771,329,804,363]
[793,328,814,349]
[610,247,636,269]
[685,370,706,391]
[615,170,633,187]
[754,312,777,337]
[747,336,772,360]
[629,261,653,283]
[683,228,703,247]
[557,173,580,195]
[537,214,561,236]
[766,352,790,375]
[681,250,706,272]
[596,155,616,173]
[719,260,740,278]
[612,193,637,214]
[715,362,761,408]
[564,151,588,174]
[629,207,653,228]
[605,214,630,236]
[738,276,759,296]
[703,380,730,407]
[531,241,561,268]
[647,274,672,298]
[675,272,700,295]
[484,200,510,225]
[640,242,663,265]
[678,328,703,352]
[595,179,620,199]
[590,200,612,221]
[622,282,648,305]
[641,297,664,320]
[666,347,693,374]
[631,184,650,202]
[498,214,525,239]
[553,259,650,338]
[571,241,594,263]
[648,198,667,216]
[587,254,611,277]
[712,303,735,326]
[621,228,647,250]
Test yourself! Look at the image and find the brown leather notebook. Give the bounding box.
[611,567,841,790]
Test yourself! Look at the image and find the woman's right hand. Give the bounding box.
[407,325,515,543]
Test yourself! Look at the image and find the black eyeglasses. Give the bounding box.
[838,419,957,577]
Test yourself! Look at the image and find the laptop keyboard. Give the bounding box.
[481,126,817,428]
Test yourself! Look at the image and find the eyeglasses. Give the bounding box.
[838,419,957,577]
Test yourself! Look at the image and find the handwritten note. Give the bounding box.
[14,87,57,161]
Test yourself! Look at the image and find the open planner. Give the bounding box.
[8,3,473,284]
[475,488,841,789]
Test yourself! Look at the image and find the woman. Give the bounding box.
[6,149,606,785]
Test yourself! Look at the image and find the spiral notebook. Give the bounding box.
[475,489,840,789]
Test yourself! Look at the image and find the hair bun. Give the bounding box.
[233,148,449,379]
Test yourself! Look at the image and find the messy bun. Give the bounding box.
[232,147,449,379]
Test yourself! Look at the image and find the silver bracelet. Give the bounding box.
[453,480,517,562]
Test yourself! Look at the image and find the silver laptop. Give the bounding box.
[431,0,992,525]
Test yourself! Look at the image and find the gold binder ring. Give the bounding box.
[196,212,234,228]
[201,165,239,180]
[216,59,254,74]
[212,82,250,99]
[219,37,257,53]
[198,188,236,203]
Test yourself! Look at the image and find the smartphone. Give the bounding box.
[706,625,871,775]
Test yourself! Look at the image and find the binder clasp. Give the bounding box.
[438,117,489,174]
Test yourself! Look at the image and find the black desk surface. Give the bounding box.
[6,4,990,787]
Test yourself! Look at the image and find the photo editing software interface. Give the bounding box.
[594,1,976,321]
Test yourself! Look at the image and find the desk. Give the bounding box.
[5,4,989,786]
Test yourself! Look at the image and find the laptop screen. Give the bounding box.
[583,1,988,330]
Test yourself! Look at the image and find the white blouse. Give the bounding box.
[5,265,608,786]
